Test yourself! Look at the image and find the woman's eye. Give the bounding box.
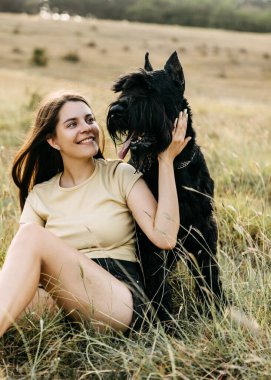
[86,117,94,124]
[67,122,77,128]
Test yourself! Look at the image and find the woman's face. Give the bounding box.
[48,101,100,160]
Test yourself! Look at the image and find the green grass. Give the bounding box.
[0,13,270,379]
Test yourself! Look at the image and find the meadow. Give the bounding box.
[0,12,271,379]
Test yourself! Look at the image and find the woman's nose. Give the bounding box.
[80,120,91,132]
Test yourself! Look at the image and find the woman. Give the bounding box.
[0,91,190,337]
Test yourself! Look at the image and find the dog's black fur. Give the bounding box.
[107,52,226,323]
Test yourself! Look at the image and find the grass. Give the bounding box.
[0,12,270,379]
[62,51,81,63]
[31,47,48,67]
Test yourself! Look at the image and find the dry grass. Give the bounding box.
[0,13,270,379]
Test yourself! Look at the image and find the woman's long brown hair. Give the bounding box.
[12,91,104,211]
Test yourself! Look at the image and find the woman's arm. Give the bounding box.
[127,110,191,250]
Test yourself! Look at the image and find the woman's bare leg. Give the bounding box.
[19,287,59,320]
[0,223,134,336]
[0,269,59,321]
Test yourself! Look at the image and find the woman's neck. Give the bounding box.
[60,157,96,188]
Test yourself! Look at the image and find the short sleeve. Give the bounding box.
[19,191,45,226]
[117,163,143,200]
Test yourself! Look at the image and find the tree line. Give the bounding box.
[1,0,271,33]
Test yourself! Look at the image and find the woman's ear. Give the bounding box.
[47,137,61,151]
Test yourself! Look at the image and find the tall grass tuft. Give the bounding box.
[62,51,81,63]
[31,47,48,67]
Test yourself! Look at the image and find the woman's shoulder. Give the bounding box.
[31,173,61,194]
[98,158,142,199]
[96,158,121,167]
[97,158,138,176]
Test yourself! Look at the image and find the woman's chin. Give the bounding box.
[78,142,99,157]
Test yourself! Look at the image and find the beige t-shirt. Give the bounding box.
[20,159,142,262]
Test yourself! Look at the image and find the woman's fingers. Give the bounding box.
[178,109,188,132]
[169,109,191,156]
[174,109,189,141]
[159,108,191,162]
[174,118,178,129]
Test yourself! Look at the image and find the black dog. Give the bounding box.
[107,51,226,323]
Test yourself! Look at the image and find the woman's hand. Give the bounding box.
[158,109,191,164]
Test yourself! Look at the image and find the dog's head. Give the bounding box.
[107,51,195,171]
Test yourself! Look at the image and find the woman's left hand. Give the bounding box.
[158,109,191,164]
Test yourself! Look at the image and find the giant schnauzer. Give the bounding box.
[107,51,226,323]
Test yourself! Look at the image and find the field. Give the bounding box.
[0,12,271,379]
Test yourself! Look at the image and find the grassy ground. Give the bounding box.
[0,13,270,379]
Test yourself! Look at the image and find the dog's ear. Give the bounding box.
[144,52,153,72]
[164,51,185,88]
[112,75,129,93]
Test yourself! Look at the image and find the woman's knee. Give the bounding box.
[11,223,46,255]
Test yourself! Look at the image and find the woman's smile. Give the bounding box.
[77,136,97,145]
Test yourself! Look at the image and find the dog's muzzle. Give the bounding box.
[108,97,130,121]
[108,103,126,119]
